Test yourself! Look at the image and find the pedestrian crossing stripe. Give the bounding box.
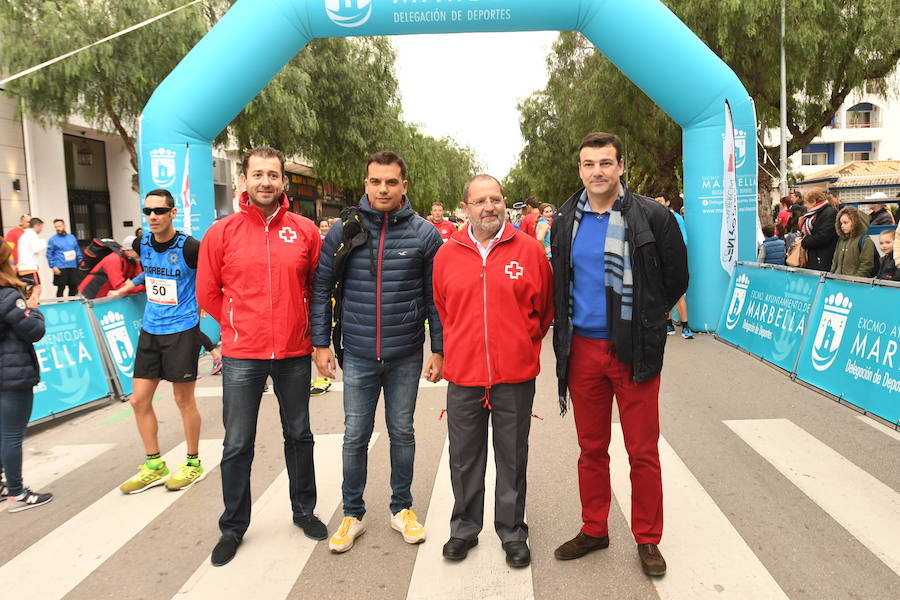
[3,419,898,599]
[609,425,789,600]
[193,377,448,398]
[726,418,900,577]
[175,433,378,599]
[22,443,115,491]
[407,428,534,600]
[0,440,224,600]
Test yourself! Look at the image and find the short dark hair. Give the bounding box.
[525,196,540,209]
[367,151,407,180]
[318,219,329,227]
[579,132,623,162]
[431,202,444,209]
[242,146,286,176]
[145,188,175,208]
[463,174,505,203]
[53,218,64,225]
[29,217,43,227]
[762,224,775,237]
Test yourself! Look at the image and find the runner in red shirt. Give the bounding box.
[517,196,541,238]
[430,202,456,242]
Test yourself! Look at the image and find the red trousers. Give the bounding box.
[568,334,662,544]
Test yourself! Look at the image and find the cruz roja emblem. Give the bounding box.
[278,227,297,243]
[505,261,524,280]
[811,292,852,372]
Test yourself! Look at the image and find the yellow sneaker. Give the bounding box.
[329,516,366,553]
[165,461,206,491]
[119,463,169,494]
[391,508,426,544]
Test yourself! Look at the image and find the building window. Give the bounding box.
[846,103,878,128]
[801,153,829,166]
[844,151,871,162]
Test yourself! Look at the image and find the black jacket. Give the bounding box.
[550,187,688,404]
[0,286,45,391]
[876,253,896,280]
[800,204,838,271]
[312,195,443,361]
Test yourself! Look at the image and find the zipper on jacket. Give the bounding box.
[376,214,388,360]
[480,255,493,407]
[260,210,277,360]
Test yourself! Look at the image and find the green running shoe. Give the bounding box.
[165,461,205,491]
[120,463,169,494]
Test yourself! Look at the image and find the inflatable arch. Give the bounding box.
[138,0,758,330]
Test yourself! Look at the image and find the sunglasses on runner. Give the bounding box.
[142,207,173,215]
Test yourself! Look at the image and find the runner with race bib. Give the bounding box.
[110,189,206,495]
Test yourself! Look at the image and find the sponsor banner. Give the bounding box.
[720,101,738,276]
[92,295,145,397]
[138,141,213,238]
[31,301,111,422]
[717,264,819,372]
[796,279,900,425]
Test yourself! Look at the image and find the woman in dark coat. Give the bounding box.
[0,238,52,512]
[800,190,839,271]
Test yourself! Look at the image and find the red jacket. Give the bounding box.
[197,193,321,359]
[78,252,144,299]
[433,222,553,388]
[519,211,539,238]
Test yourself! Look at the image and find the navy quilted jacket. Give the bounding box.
[0,286,46,391]
[312,195,443,360]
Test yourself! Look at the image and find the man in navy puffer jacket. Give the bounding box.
[312,151,444,553]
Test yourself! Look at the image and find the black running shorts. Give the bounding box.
[133,325,201,382]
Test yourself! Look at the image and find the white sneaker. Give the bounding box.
[391,508,426,544]
[329,516,366,553]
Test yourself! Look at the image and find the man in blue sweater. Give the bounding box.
[46,219,82,297]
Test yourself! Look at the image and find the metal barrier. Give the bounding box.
[717,262,900,428]
[28,295,220,425]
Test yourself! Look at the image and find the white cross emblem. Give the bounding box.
[278,227,297,243]
[504,261,524,280]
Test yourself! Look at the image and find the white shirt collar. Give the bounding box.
[467,223,504,260]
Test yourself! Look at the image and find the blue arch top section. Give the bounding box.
[138,0,758,330]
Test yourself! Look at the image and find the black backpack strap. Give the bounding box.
[330,206,373,367]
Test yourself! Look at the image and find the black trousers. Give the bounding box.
[54,268,81,297]
[446,380,534,543]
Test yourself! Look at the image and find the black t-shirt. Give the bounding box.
[135,233,200,269]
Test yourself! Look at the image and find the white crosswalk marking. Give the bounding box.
[174,433,377,599]
[407,429,534,600]
[327,378,449,394]
[856,415,900,442]
[194,386,274,398]
[22,443,115,490]
[726,418,900,577]
[609,425,788,599]
[194,378,448,398]
[0,439,223,600]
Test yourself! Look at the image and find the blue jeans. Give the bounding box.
[0,389,34,497]
[342,351,423,518]
[219,355,315,538]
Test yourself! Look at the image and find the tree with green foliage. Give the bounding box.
[513,0,899,204]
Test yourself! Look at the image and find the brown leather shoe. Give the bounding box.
[554,532,610,560]
[637,543,666,576]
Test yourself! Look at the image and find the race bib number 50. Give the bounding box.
[146,276,178,305]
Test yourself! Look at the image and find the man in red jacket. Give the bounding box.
[433,174,553,568]
[197,146,324,567]
[517,196,541,238]
[78,236,144,299]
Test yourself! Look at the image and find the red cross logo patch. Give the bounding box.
[278,227,297,243]
[504,261,524,280]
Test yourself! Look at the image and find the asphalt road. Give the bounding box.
[2,331,898,600]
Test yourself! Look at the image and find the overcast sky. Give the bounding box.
[391,31,559,179]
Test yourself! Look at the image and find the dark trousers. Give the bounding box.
[568,335,663,544]
[219,355,316,538]
[447,380,534,543]
[54,268,81,297]
[0,389,34,497]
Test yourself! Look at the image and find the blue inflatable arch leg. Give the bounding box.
[139,0,758,331]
